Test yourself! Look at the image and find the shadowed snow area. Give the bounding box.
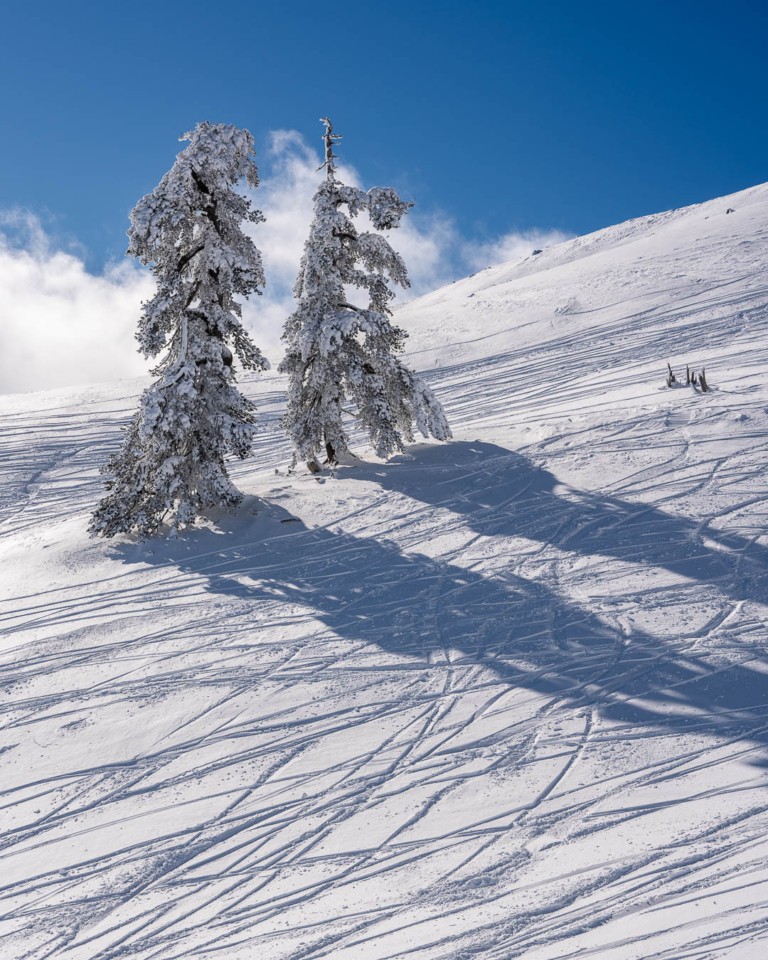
[2,183,768,959]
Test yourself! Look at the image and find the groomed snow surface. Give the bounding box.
[2,183,768,959]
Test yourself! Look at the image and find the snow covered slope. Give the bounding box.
[2,182,768,959]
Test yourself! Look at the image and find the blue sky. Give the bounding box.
[2,0,766,267]
[2,0,767,393]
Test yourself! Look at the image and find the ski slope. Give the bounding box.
[2,182,768,959]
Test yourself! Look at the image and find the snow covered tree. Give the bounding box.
[280,118,451,470]
[90,122,269,539]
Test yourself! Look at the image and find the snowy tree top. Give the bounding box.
[128,121,264,268]
[127,121,267,366]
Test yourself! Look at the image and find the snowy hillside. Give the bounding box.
[2,182,768,959]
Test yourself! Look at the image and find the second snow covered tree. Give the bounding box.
[280,118,451,470]
[90,122,269,539]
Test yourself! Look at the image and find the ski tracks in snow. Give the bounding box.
[3,199,768,957]
[2,405,767,959]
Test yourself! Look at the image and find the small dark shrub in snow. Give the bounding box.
[90,122,269,538]
[666,364,710,393]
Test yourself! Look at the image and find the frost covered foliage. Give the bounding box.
[280,170,451,468]
[90,122,269,539]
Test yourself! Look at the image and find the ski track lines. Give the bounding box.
[2,191,768,958]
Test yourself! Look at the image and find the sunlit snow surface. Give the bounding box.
[2,184,768,959]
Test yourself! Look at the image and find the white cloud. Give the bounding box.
[0,133,570,395]
[238,130,323,362]
[0,211,153,395]
[461,228,571,273]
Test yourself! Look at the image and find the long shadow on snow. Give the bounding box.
[123,478,768,761]
[353,440,768,608]
[343,441,768,754]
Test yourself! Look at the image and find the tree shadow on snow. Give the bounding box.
[116,465,768,764]
[352,440,768,609]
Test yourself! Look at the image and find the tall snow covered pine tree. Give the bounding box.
[280,118,451,471]
[90,122,269,539]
